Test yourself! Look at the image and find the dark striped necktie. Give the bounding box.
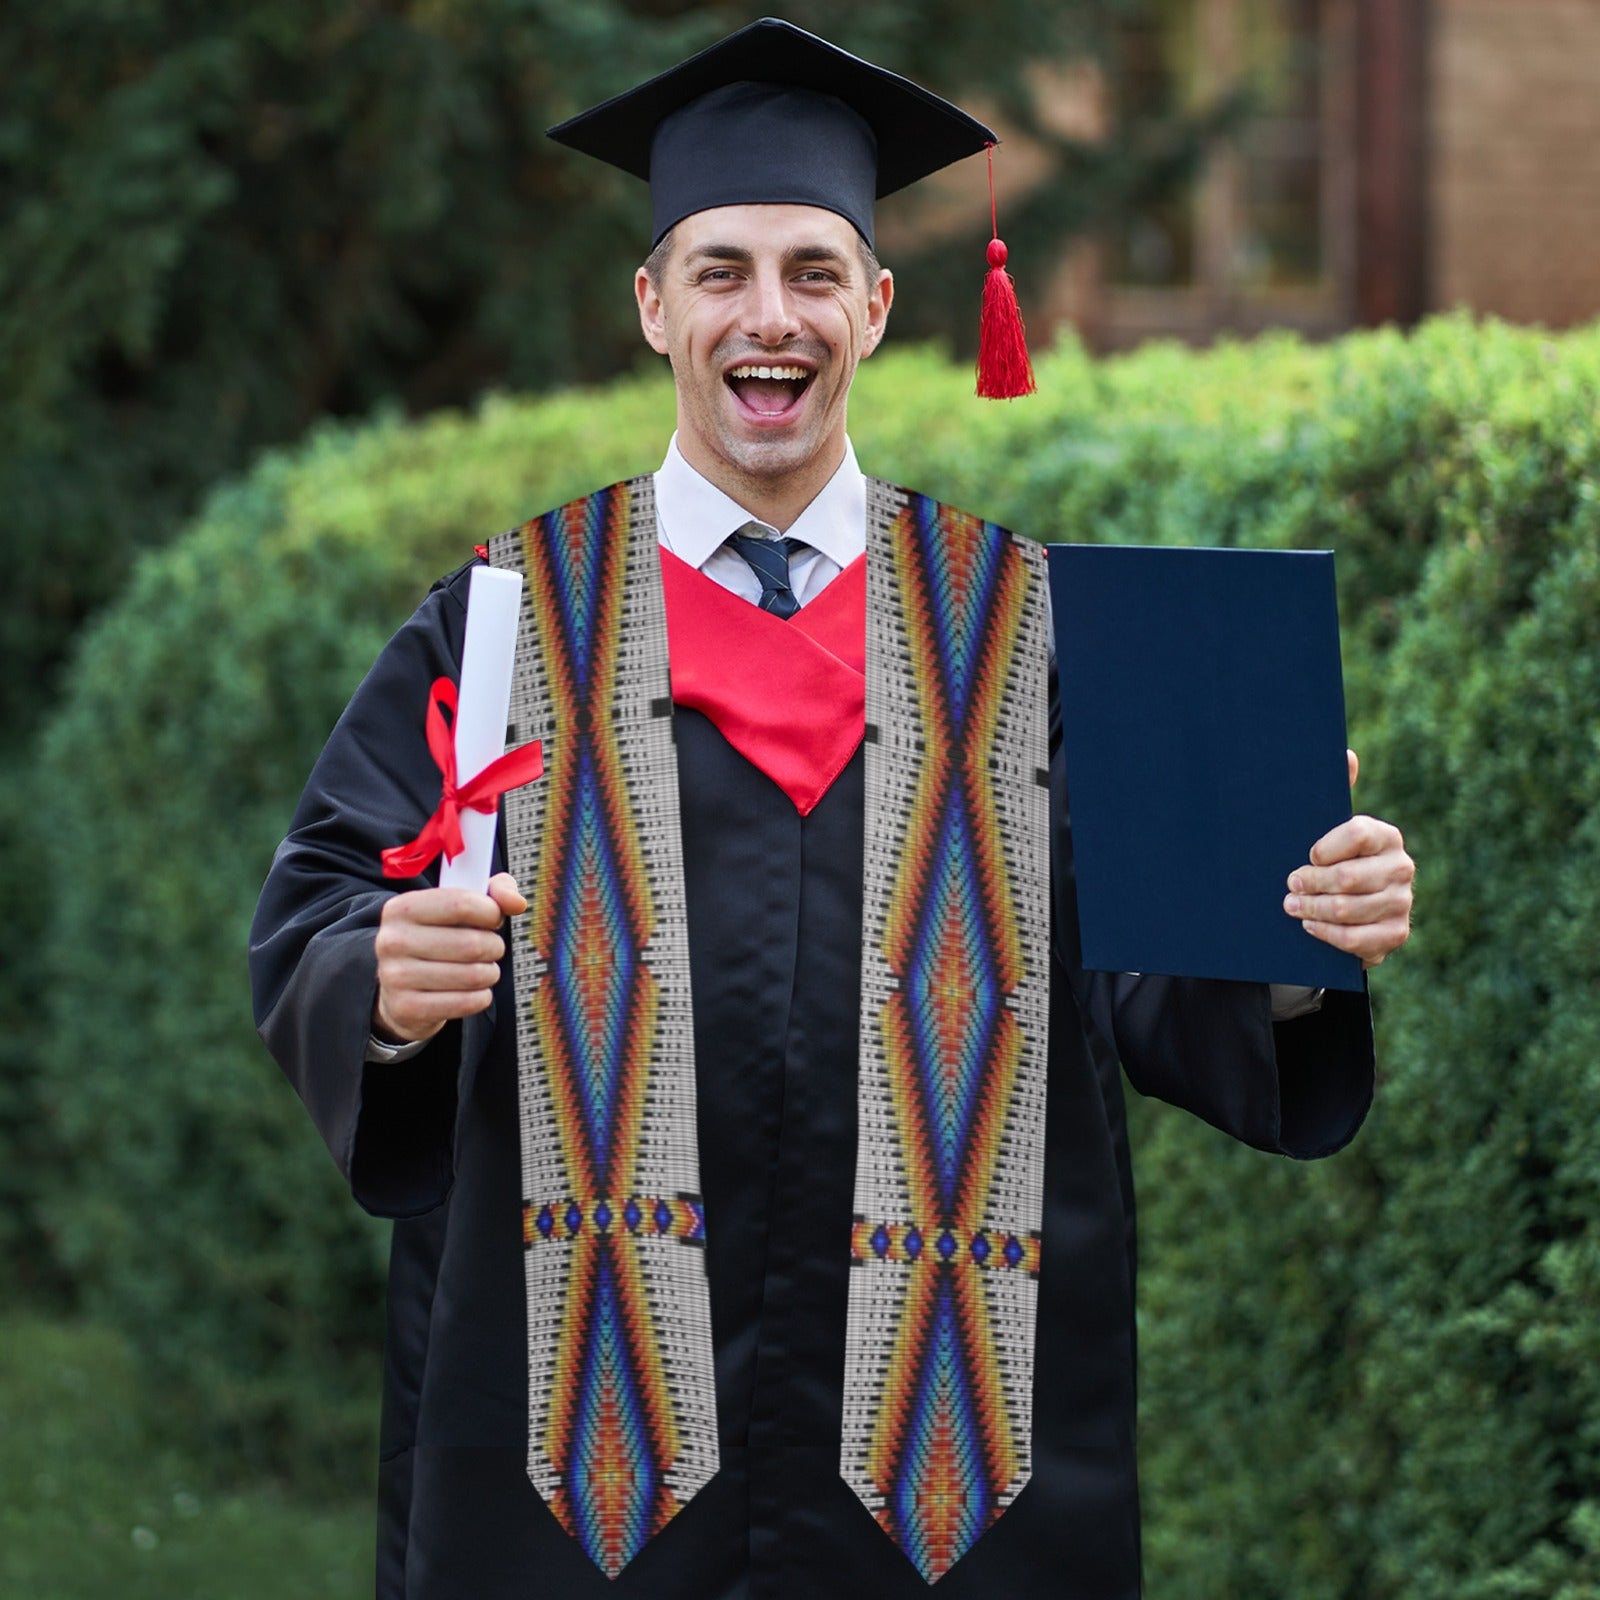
[727,525,807,619]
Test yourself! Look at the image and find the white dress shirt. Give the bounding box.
[654,433,864,604]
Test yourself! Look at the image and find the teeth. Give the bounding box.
[728,365,808,381]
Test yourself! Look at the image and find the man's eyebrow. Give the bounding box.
[683,243,755,267]
[782,243,852,271]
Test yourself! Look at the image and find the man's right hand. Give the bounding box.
[372,872,528,1045]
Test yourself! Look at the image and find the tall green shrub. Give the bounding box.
[1350,526,1600,1600]
[1120,322,1600,1599]
[34,378,673,1480]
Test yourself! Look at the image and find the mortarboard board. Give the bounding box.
[548,16,1037,398]
[546,16,997,249]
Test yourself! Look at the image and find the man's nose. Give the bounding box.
[745,271,801,346]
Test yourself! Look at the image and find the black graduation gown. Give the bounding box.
[250,555,1374,1600]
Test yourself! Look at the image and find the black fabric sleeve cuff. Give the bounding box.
[350,1029,461,1217]
[1084,969,1374,1160]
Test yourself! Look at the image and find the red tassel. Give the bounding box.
[976,145,1035,399]
[978,239,1036,399]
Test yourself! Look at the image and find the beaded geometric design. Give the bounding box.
[491,480,716,1579]
[526,1196,707,1246]
[844,483,1051,1584]
[850,1219,1041,1276]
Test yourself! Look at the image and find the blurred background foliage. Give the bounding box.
[5,1,1600,1595]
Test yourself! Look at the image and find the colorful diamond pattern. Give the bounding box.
[519,487,701,1578]
[549,749,642,1187]
[889,1276,994,1580]
[905,789,1003,1210]
[917,508,1009,726]
[856,495,1039,1583]
[567,1248,664,1574]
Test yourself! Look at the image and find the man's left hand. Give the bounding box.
[1284,750,1415,969]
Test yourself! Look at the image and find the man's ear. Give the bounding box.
[861,268,894,358]
[636,267,670,355]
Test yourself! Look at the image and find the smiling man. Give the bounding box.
[250,19,1414,1600]
[637,206,891,527]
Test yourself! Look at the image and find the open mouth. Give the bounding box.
[725,363,813,418]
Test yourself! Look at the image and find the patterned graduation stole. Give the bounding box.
[843,482,1051,1583]
[491,480,717,1579]
[490,477,1049,1584]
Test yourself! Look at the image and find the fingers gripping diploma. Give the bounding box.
[373,872,528,1045]
[1284,750,1415,969]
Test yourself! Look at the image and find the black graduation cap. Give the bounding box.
[546,16,999,249]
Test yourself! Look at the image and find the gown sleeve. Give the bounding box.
[249,562,499,1216]
[1047,668,1375,1161]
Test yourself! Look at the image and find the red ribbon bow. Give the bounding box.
[380,677,544,879]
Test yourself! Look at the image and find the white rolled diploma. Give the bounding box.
[438,564,525,894]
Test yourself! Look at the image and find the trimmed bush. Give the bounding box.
[34,317,1600,1600]
[34,379,674,1478]
[1111,325,1600,1599]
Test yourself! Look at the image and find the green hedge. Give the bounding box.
[33,317,1600,1599]
[32,380,674,1477]
[1112,326,1600,1600]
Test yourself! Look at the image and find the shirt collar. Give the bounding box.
[654,434,866,569]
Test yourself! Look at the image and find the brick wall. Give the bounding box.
[1431,0,1600,327]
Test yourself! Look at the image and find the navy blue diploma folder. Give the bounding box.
[1047,544,1364,993]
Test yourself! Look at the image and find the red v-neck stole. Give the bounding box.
[660,548,866,815]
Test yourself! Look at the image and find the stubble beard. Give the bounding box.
[689,335,843,488]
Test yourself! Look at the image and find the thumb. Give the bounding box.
[1347,748,1360,792]
[488,871,528,918]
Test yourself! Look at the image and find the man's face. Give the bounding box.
[635,204,893,499]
